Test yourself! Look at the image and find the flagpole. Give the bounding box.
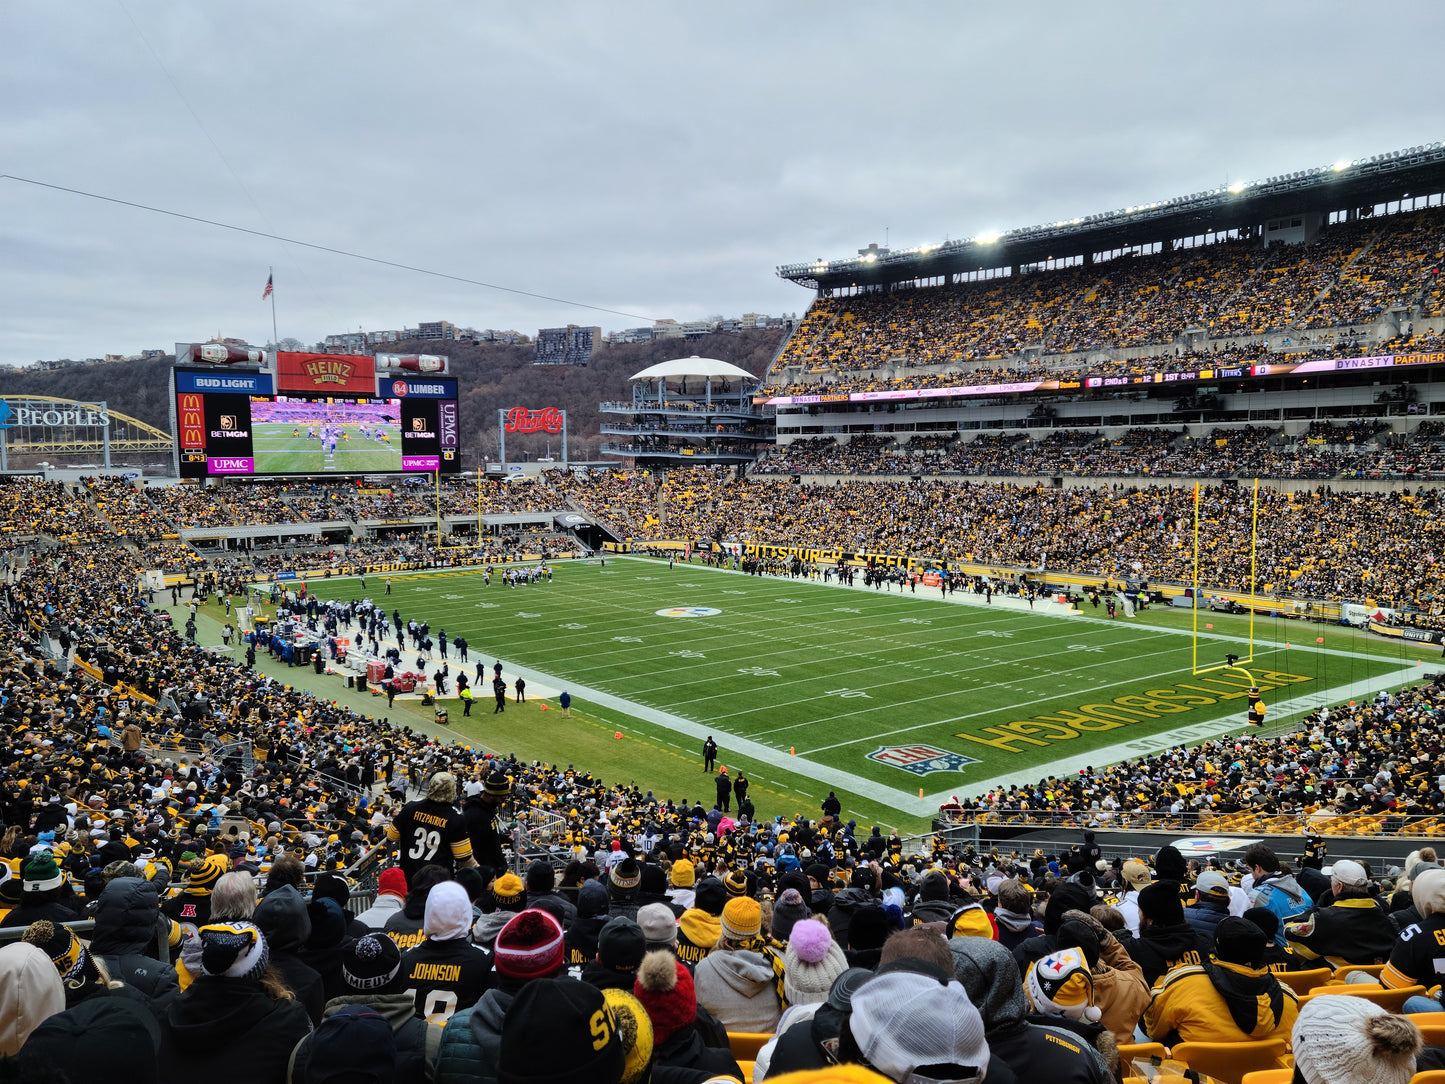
[269,266,279,349]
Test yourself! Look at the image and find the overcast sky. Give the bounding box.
[4,2,1444,367]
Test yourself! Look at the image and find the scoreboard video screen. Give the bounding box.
[171,352,460,478]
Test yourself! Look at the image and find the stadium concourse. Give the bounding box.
[1,477,1445,1079]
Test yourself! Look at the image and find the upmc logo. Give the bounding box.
[504,406,563,434]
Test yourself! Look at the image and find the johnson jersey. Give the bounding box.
[1381,912,1445,992]
[386,798,473,879]
[399,937,493,1024]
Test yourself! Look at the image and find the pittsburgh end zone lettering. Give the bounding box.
[957,669,1311,753]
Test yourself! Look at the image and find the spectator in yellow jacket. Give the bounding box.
[1144,917,1298,1050]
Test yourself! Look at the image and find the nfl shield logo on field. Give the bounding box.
[867,744,980,776]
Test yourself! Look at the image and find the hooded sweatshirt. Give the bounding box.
[354,891,405,931]
[566,881,610,966]
[692,948,781,1033]
[89,876,181,1009]
[0,942,65,1057]
[1247,871,1310,944]
[1116,922,1212,987]
[675,908,720,967]
[252,883,324,1024]
[949,936,1112,1084]
[826,886,874,949]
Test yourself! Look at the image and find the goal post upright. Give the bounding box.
[1191,477,1261,676]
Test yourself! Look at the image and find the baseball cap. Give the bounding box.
[1121,859,1152,889]
[848,970,989,1084]
[1329,859,1369,888]
[1194,870,1230,899]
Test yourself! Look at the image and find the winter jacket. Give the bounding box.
[526,889,576,931]
[290,992,441,1084]
[1183,896,1231,944]
[693,949,781,1033]
[667,887,695,912]
[89,876,180,1010]
[1117,922,1213,987]
[1248,872,1311,945]
[566,910,610,967]
[949,936,1112,1084]
[433,986,513,1084]
[1284,895,1398,967]
[653,1024,742,1080]
[992,907,1045,952]
[353,893,405,931]
[253,884,325,1025]
[382,897,430,952]
[1144,959,1298,1051]
[826,887,874,950]
[907,897,955,927]
[1092,936,1154,1046]
[158,977,312,1084]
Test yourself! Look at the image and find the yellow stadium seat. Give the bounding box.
[1277,968,1335,996]
[1410,1073,1445,1084]
[1242,1072,1293,1084]
[727,1033,772,1061]
[1117,1043,1169,1071]
[735,1061,754,1083]
[1171,1039,1289,1084]
[1303,984,1427,1014]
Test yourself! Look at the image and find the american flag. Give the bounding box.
[261,273,273,300]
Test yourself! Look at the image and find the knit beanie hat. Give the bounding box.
[1292,995,1423,1084]
[848,905,889,951]
[499,978,625,1084]
[720,896,762,941]
[197,921,270,980]
[342,934,402,993]
[186,853,230,893]
[22,921,99,992]
[526,860,556,893]
[1136,880,1184,926]
[1154,845,1188,882]
[669,859,695,889]
[919,871,949,901]
[1024,948,1100,1023]
[22,853,64,894]
[772,888,811,943]
[484,769,512,797]
[426,772,458,803]
[633,951,697,1044]
[495,909,566,980]
[783,919,848,1006]
[1213,916,1266,968]
[693,877,726,916]
[492,872,526,912]
[639,863,668,899]
[377,867,408,898]
[425,881,474,941]
[1412,867,1445,916]
[598,918,647,975]
[610,858,641,897]
[601,988,655,1084]
[1241,906,1280,942]
[723,869,750,898]
[637,903,678,950]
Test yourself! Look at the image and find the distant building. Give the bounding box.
[534,325,600,366]
[414,321,458,341]
[323,332,369,352]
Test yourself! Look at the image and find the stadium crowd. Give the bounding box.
[768,205,1445,387]
[2,474,1445,1080]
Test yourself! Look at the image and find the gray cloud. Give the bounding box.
[3,1,1443,365]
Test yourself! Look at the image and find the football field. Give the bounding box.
[252,422,403,474]
[309,558,1422,826]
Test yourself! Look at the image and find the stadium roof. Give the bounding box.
[779,142,1445,291]
[630,356,757,381]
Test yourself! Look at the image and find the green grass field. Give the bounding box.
[304,558,1427,831]
[252,422,402,474]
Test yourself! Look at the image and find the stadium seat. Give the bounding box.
[1277,967,1334,996]
[736,1061,754,1083]
[727,1033,772,1061]
[1410,1073,1445,1084]
[1171,1039,1289,1084]
[1302,984,1427,1014]
[1331,963,1386,982]
[1117,1042,1169,1067]
[1407,1012,1445,1028]
[1241,1071,1293,1084]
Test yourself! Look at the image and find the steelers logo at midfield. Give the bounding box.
[655,607,722,618]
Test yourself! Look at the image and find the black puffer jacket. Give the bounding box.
[253,884,325,1024]
[89,876,180,1010]
[827,887,875,949]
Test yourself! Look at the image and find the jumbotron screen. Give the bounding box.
[171,360,460,478]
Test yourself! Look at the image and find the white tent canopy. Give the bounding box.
[629,356,757,381]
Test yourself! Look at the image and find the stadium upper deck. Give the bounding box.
[767,144,1445,401]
